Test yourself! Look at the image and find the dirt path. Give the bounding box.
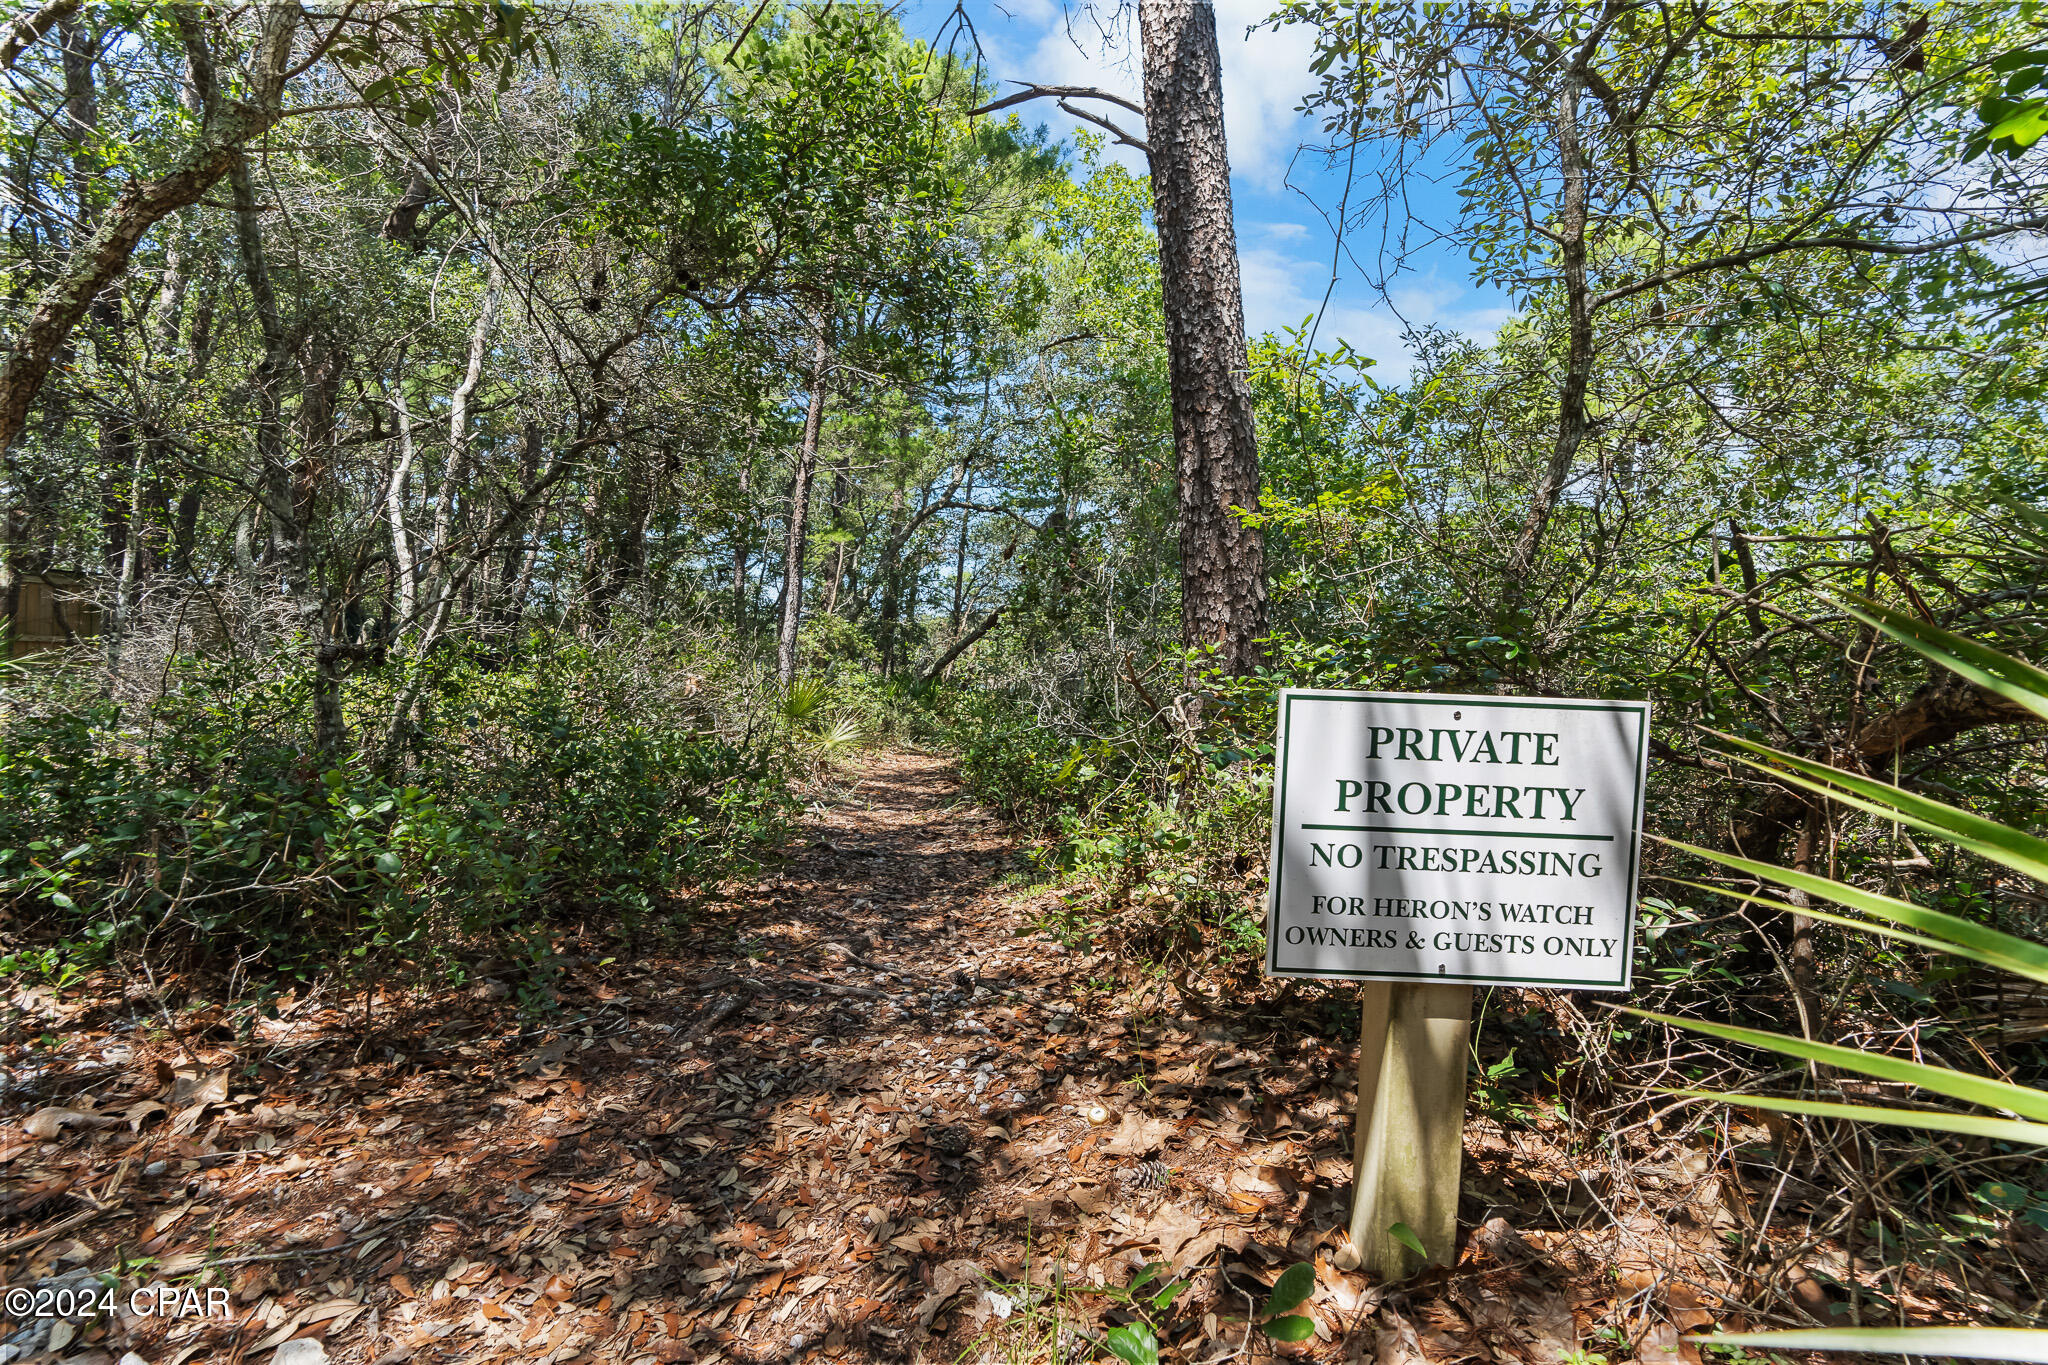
[4,752,1652,1365]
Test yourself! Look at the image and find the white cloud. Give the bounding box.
[938,2,1508,383]
[1237,241,1513,383]
[974,1,1317,191]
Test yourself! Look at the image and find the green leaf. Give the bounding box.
[1102,1324,1159,1365]
[1264,1261,1316,1316]
[1712,732,2048,884]
[1151,1280,1188,1310]
[1660,848,2048,983]
[1987,100,2048,151]
[1834,594,2048,722]
[1621,1009,2048,1121]
[1696,1328,2048,1361]
[1387,1222,1427,1258]
[1262,1316,1318,1342]
[1127,1263,1165,1291]
[1656,1089,2048,1146]
[375,851,403,877]
[1995,495,2048,551]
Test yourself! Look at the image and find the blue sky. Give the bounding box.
[905,0,1513,380]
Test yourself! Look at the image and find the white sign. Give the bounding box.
[1264,690,1649,990]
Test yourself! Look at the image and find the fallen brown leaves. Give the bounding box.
[0,752,1987,1365]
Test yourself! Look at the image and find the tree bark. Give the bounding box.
[0,0,80,74]
[1137,0,1265,676]
[777,327,830,685]
[0,4,298,456]
[385,380,420,626]
[1732,670,2040,862]
[488,417,545,631]
[1,504,26,638]
[950,471,973,636]
[420,260,504,628]
[1506,65,1594,585]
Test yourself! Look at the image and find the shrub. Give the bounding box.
[0,627,795,983]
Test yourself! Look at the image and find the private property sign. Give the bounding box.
[1265,690,1650,990]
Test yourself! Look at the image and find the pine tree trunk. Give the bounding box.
[1137,0,1265,676]
[777,328,830,685]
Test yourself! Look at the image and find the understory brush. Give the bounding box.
[936,625,2048,1342]
[938,637,1404,990]
[0,626,797,988]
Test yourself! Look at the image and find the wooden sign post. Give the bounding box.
[1264,690,1649,1280]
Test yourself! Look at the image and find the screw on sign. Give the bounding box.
[1263,689,1649,1279]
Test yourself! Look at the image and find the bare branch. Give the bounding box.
[970,81,1147,121]
[0,0,78,74]
[915,605,1004,685]
[1056,98,1151,155]
[1594,215,2048,311]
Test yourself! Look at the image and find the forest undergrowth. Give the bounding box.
[931,627,2048,1360]
[9,2,2048,1363]
[6,714,2042,1365]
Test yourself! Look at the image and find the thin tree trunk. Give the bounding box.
[107,438,144,682]
[386,381,420,627]
[421,261,504,625]
[230,501,261,630]
[950,472,973,636]
[489,418,544,631]
[381,445,579,761]
[232,134,353,751]
[777,327,830,685]
[60,10,101,231]
[63,7,142,682]
[876,485,905,678]
[0,504,25,636]
[577,476,606,638]
[1784,806,1822,1040]
[733,457,752,629]
[1137,0,1265,677]
[169,482,199,576]
[228,147,311,639]
[821,454,851,617]
[146,208,196,355]
[1505,67,1594,584]
[0,4,297,455]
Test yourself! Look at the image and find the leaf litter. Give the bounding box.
[0,752,1900,1364]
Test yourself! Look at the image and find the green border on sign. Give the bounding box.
[1264,689,1650,990]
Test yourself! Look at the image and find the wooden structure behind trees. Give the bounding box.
[1,570,101,656]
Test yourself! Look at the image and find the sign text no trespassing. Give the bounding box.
[1264,690,1650,990]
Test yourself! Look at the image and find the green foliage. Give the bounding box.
[965,1254,1320,1365]
[1100,1324,1158,1365]
[1644,610,2048,1357]
[1257,1260,1319,1342]
[0,630,794,983]
[1970,46,2048,158]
